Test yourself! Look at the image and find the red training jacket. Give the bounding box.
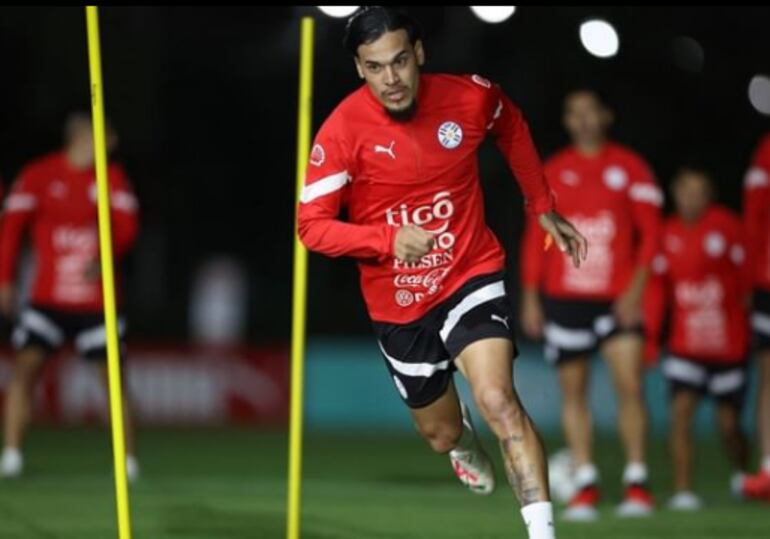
[297,73,554,324]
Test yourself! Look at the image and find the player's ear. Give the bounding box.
[354,57,365,79]
[414,39,425,66]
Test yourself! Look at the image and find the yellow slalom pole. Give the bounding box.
[85,7,133,539]
[287,16,315,539]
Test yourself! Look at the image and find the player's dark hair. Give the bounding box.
[564,86,611,110]
[343,7,423,57]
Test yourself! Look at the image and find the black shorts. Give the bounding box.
[541,295,642,365]
[752,288,770,353]
[373,272,517,409]
[12,305,126,361]
[663,355,747,409]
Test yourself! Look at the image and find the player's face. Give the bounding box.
[354,29,424,115]
[67,122,118,167]
[563,92,612,146]
[673,172,711,222]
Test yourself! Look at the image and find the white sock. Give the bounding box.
[623,462,648,485]
[2,447,21,461]
[731,471,747,496]
[575,463,599,489]
[763,456,770,474]
[521,501,555,539]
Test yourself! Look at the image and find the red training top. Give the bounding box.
[0,152,139,311]
[521,142,662,300]
[298,73,554,324]
[645,206,750,363]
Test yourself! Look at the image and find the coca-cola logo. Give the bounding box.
[385,191,456,250]
[393,268,449,295]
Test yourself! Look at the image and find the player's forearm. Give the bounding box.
[623,266,650,302]
[111,214,139,258]
[0,218,27,284]
[494,100,554,214]
[298,217,395,260]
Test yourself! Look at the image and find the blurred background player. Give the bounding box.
[0,112,140,481]
[298,7,587,539]
[520,89,662,520]
[740,133,770,500]
[646,168,751,510]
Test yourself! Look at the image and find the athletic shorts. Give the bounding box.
[663,355,747,409]
[541,295,642,366]
[12,305,126,361]
[752,288,770,353]
[373,272,517,409]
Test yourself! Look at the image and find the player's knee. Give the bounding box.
[416,419,462,454]
[617,378,643,401]
[476,387,523,427]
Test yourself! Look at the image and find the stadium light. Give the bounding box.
[580,19,619,58]
[672,36,704,73]
[317,6,359,18]
[470,6,516,24]
[749,75,770,116]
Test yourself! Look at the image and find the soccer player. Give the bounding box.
[646,168,750,510]
[740,133,770,500]
[520,89,661,519]
[0,113,140,481]
[297,7,587,539]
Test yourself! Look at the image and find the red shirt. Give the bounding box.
[645,206,750,363]
[521,143,662,300]
[0,152,139,311]
[297,73,554,324]
[743,133,770,291]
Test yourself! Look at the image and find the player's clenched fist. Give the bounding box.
[394,225,434,262]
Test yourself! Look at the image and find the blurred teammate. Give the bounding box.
[646,168,750,510]
[0,113,140,481]
[740,133,770,500]
[297,7,587,538]
[520,90,661,519]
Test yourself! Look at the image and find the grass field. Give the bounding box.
[0,428,768,538]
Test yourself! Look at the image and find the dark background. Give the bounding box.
[0,6,767,342]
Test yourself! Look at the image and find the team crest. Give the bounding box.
[309,143,325,167]
[603,166,628,190]
[703,232,726,257]
[438,121,463,149]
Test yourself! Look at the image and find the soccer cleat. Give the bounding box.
[126,455,140,483]
[448,403,495,495]
[668,491,702,511]
[616,484,655,517]
[736,470,770,500]
[1,448,23,479]
[563,485,600,522]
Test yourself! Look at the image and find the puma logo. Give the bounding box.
[491,314,510,329]
[374,140,396,160]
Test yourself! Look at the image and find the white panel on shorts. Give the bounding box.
[593,314,616,338]
[75,318,126,353]
[752,312,770,338]
[543,322,597,351]
[709,368,745,396]
[19,309,65,347]
[663,356,707,386]
[377,342,450,378]
[438,281,506,343]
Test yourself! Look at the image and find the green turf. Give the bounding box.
[0,428,767,538]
